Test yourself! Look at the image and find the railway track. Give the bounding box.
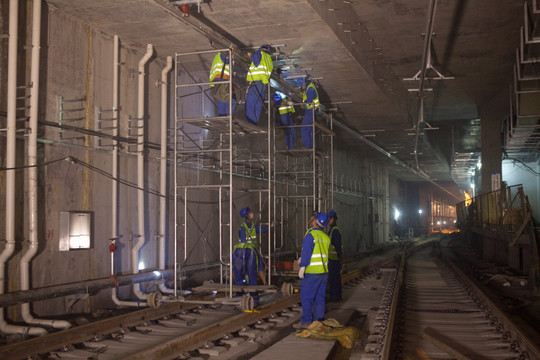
[379,241,540,360]
[1,237,538,359]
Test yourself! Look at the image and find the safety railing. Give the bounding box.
[457,184,533,239]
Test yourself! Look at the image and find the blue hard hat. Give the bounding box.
[316,212,329,227]
[240,207,251,218]
[260,44,271,53]
[274,91,286,103]
[328,210,338,219]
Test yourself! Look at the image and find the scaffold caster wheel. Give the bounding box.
[241,295,254,311]
[281,282,293,296]
[147,291,162,309]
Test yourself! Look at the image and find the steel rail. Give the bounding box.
[0,302,188,359]
[0,247,416,359]
[441,252,540,359]
[125,294,300,360]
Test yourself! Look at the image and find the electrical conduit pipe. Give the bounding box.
[21,0,71,329]
[1,0,47,337]
[133,44,154,301]
[159,56,174,294]
[110,35,146,307]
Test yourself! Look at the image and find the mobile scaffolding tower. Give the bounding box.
[174,48,273,300]
[272,105,334,266]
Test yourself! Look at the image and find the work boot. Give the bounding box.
[293,322,310,330]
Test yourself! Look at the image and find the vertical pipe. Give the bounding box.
[133,44,153,300]
[110,36,143,307]
[228,64,233,298]
[312,109,316,211]
[159,56,174,294]
[266,82,271,285]
[219,133,223,284]
[1,0,47,336]
[21,0,71,329]
[159,57,173,270]
[111,35,119,270]
[173,54,178,299]
[183,188,187,264]
[219,188,223,284]
[330,114,334,209]
[272,111,277,256]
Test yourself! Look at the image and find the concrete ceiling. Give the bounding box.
[45,0,525,194]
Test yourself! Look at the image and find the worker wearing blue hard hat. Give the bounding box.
[295,212,331,328]
[232,207,268,292]
[298,76,319,149]
[245,45,274,125]
[327,210,342,302]
[273,91,296,150]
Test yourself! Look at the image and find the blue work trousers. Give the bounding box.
[300,272,328,324]
[232,247,262,286]
[328,260,342,301]
[246,82,267,125]
[280,112,296,150]
[217,98,237,116]
[301,109,316,148]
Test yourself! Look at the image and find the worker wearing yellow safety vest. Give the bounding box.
[273,91,296,150]
[209,52,237,116]
[245,45,273,125]
[298,77,319,149]
[296,212,330,328]
[232,207,268,292]
[327,210,342,302]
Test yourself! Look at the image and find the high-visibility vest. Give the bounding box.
[302,82,319,110]
[234,222,258,251]
[209,53,230,87]
[328,226,341,261]
[277,93,295,115]
[305,229,330,274]
[246,51,273,84]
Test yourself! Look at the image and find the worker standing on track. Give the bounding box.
[298,76,319,149]
[246,44,273,125]
[327,210,342,302]
[232,207,268,291]
[273,90,296,150]
[209,51,236,116]
[296,212,331,328]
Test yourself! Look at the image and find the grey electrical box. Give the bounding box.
[59,211,93,251]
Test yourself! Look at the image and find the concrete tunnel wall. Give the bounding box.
[0,5,397,319]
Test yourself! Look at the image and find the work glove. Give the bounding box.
[298,267,306,279]
[288,100,295,106]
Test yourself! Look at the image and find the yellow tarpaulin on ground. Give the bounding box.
[295,319,361,349]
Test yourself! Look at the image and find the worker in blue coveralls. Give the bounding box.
[209,52,236,116]
[295,212,330,329]
[245,45,274,125]
[327,210,342,302]
[232,207,268,292]
[298,77,320,149]
[273,91,296,150]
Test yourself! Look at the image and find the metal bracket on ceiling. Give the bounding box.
[403,41,454,85]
